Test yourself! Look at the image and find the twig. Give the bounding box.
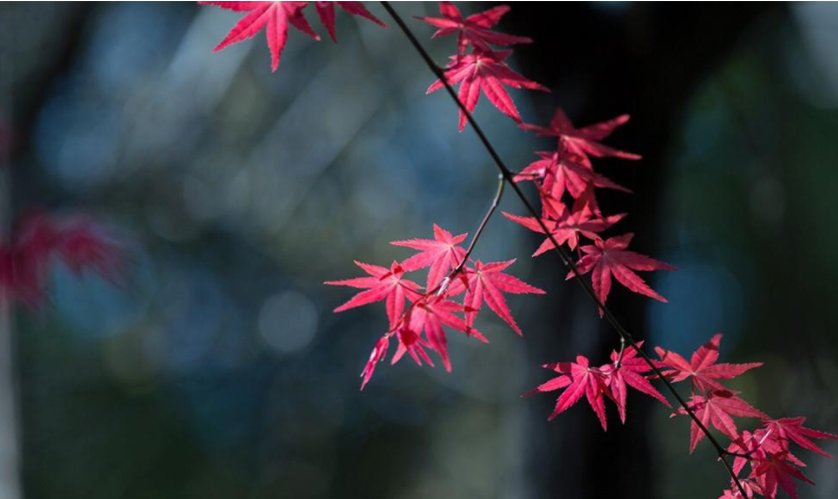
[439,173,505,296]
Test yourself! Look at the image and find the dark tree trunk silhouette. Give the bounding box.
[505,4,775,498]
[0,4,94,498]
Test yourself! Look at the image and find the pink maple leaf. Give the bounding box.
[726,429,815,499]
[728,430,771,477]
[515,149,629,200]
[568,184,603,218]
[314,1,385,43]
[654,333,763,393]
[674,390,768,453]
[502,204,625,254]
[202,1,319,72]
[427,49,547,131]
[751,451,814,499]
[325,260,420,329]
[407,295,487,371]
[416,2,531,54]
[567,233,675,311]
[761,417,838,458]
[600,342,670,424]
[522,107,641,161]
[456,259,545,335]
[391,224,467,290]
[531,355,610,430]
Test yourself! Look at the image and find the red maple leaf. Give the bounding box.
[427,49,547,131]
[531,355,610,430]
[407,295,487,371]
[761,417,838,458]
[325,260,420,329]
[728,430,770,476]
[674,390,768,453]
[569,184,603,218]
[391,224,467,290]
[751,451,814,499]
[600,342,670,424]
[314,1,385,43]
[522,107,641,161]
[515,149,630,200]
[726,429,815,499]
[416,2,531,54]
[566,233,675,311]
[202,1,319,72]
[654,333,763,393]
[456,259,545,335]
[502,204,625,254]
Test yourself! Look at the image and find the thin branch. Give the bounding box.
[380,2,747,495]
[439,173,505,296]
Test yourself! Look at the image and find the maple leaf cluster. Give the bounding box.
[315,4,555,389]
[418,4,675,312]
[419,2,546,131]
[326,224,544,389]
[528,341,669,431]
[0,213,121,306]
[412,5,836,496]
[656,334,837,499]
[506,108,676,313]
[531,333,837,498]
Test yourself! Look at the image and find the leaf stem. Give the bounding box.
[380,2,747,496]
[439,173,505,295]
[615,335,627,368]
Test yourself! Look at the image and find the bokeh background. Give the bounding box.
[1,2,837,498]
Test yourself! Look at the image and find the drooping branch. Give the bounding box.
[380,2,747,495]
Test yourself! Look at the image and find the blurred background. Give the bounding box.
[0,2,837,498]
